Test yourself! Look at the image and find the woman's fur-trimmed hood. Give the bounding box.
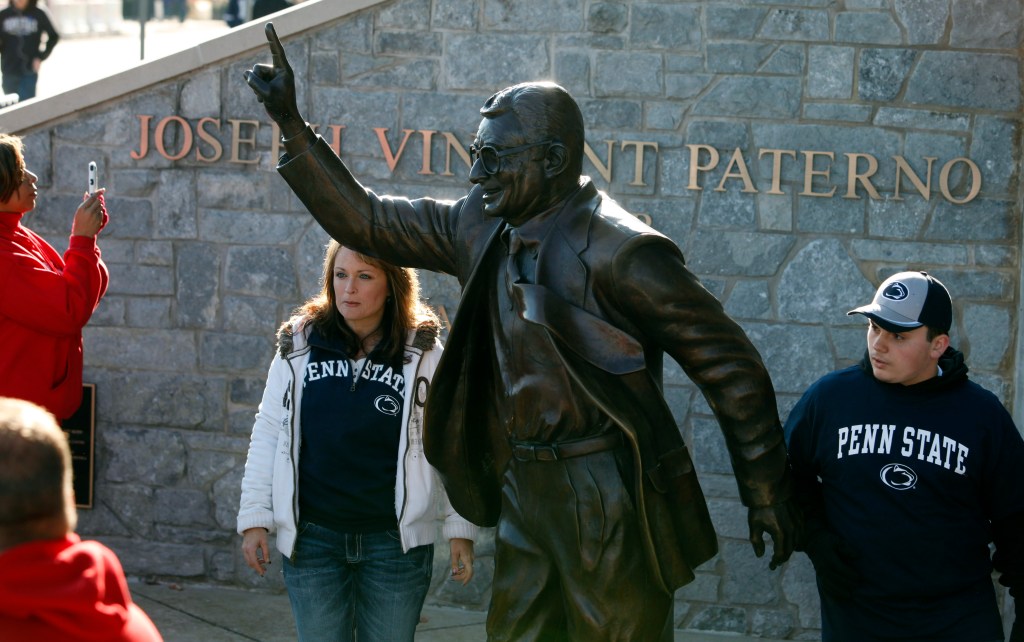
[276,317,440,357]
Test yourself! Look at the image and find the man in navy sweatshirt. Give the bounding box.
[785,271,1024,641]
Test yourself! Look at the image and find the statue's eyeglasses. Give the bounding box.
[469,140,552,175]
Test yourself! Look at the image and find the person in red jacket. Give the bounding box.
[0,397,162,641]
[0,133,109,420]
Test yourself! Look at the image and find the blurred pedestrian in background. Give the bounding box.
[162,0,187,22]
[252,0,292,20]
[223,0,246,27]
[0,0,59,101]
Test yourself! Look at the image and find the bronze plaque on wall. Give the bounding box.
[61,383,95,509]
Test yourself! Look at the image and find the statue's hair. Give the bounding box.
[480,81,584,177]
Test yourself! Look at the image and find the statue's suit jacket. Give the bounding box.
[279,135,792,593]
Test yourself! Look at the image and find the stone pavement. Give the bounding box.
[130,581,781,642]
[131,581,487,642]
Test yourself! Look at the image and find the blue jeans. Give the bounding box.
[2,73,38,101]
[283,521,433,642]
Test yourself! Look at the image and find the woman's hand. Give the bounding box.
[449,537,475,586]
[242,527,272,576]
[71,189,108,238]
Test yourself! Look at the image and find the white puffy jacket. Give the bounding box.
[236,318,477,557]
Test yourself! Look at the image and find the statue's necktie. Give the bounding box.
[506,227,524,284]
[505,227,525,311]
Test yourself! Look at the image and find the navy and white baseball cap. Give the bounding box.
[848,271,952,334]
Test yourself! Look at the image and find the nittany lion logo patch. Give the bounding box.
[881,282,909,301]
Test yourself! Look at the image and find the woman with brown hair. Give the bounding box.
[0,133,108,421]
[237,240,476,642]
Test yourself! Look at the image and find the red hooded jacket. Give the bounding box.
[0,534,162,641]
[0,211,108,419]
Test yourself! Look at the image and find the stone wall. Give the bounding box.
[2,0,1021,638]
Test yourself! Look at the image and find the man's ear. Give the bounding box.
[544,143,569,179]
[931,333,950,359]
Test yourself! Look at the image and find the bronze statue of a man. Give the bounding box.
[246,23,798,641]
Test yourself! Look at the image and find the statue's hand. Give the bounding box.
[244,22,304,138]
[748,499,801,570]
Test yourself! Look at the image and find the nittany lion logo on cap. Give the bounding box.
[880,463,917,490]
[881,281,909,301]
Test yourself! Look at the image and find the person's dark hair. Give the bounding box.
[926,326,947,342]
[0,398,74,547]
[0,134,26,203]
[480,81,584,178]
[294,240,438,363]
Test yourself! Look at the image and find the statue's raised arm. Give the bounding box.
[244,23,305,139]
